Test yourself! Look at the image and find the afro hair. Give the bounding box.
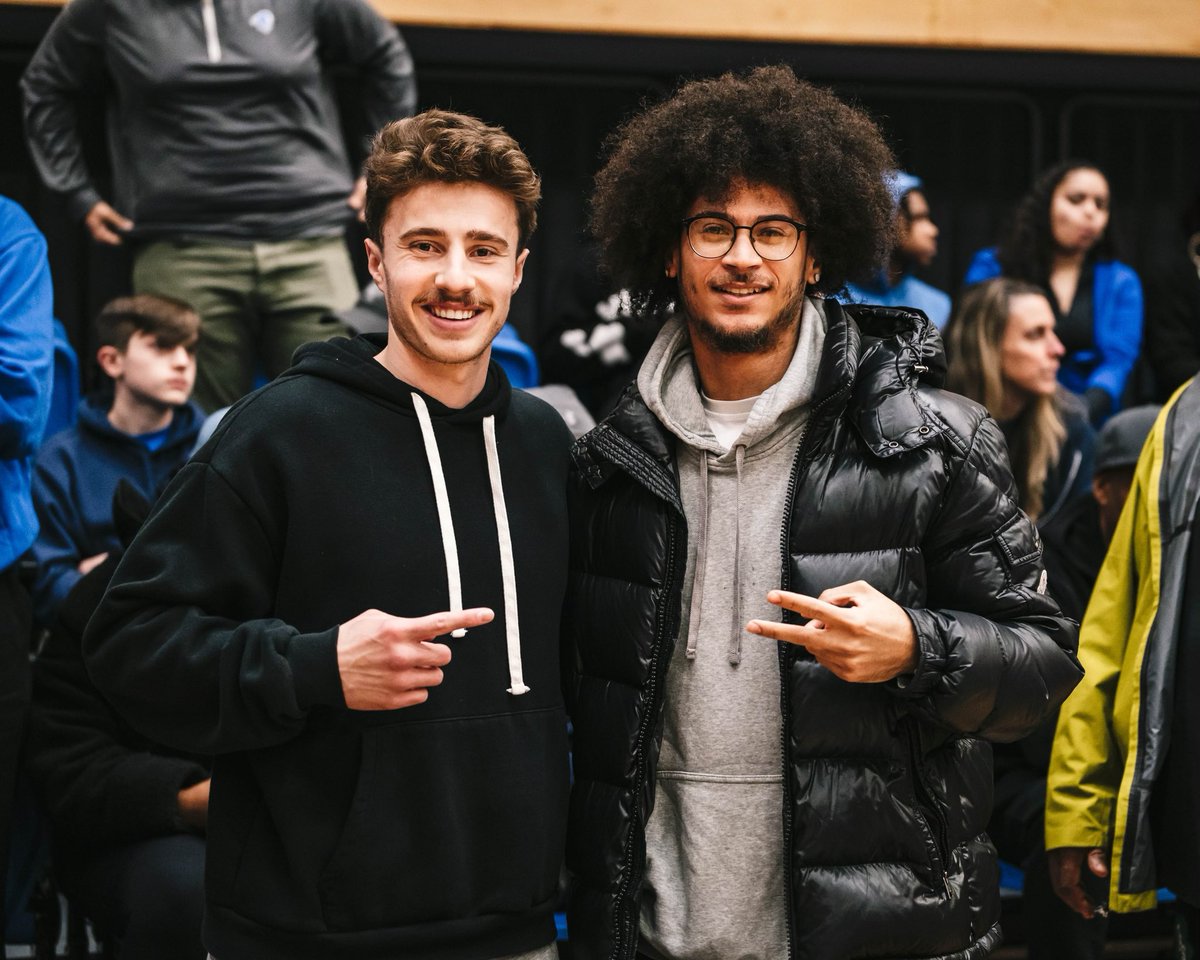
[590,65,896,319]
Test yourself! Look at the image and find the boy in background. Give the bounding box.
[31,294,201,626]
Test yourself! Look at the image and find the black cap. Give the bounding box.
[1094,405,1160,475]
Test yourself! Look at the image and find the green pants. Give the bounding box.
[133,235,359,411]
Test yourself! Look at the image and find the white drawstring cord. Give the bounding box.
[483,415,529,695]
[411,394,466,638]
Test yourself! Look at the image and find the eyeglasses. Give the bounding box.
[681,214,807,261]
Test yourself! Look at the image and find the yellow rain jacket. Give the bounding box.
[1046,377,1200,913]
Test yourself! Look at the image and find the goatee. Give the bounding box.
[686,280,806,355]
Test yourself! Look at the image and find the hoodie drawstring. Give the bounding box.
[483,414,529,695]
[412,394,467,638]
[728,445,746,665]
[411,393,528,695]
[684,451,709,659]
[200,0,222,63]
[685,444,748,665]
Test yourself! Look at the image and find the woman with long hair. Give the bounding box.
[945,277,1095,524]
[964,161,1143,424]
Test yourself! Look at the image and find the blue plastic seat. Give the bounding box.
[491,324,539,388]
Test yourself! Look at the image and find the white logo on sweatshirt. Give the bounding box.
[248,9,275,34]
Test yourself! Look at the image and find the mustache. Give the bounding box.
[709,270,772,287]
[415,290,488,309]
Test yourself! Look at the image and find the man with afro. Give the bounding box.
[563,65,1081,959]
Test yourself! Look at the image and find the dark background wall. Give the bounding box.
[2,5,1198,389]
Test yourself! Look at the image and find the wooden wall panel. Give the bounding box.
[5,0,1200,58]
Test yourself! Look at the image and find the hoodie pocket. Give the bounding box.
[318,707,569,931]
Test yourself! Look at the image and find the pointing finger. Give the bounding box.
[746,619,823,647]
[402,607,494,640]
[766,590,853,626]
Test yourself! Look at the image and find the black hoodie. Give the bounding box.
[83,334,573,960]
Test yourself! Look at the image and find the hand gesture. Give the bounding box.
[746,580,917,682]
[84,201,133,245]
[336,606,493,710]
[1048,847,1110,919]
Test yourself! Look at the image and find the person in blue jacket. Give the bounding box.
[843,170,952,329]
[0,194,54,939]
[31,294,201,627]
[964,160,1142,424]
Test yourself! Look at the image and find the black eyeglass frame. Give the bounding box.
[680,213,809,261]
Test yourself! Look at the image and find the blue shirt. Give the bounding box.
[842,274,952,331]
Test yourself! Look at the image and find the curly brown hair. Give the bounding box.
[590,65,895,319]
[364,109,541,249]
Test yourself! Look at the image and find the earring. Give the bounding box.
[810,270,821,284]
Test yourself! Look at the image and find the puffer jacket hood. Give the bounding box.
[565,299,1081,960]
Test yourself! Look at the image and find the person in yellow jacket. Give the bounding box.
[1046,374,1200,945]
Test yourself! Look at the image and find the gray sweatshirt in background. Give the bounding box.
[21,0,416,239]
[634,299,828,960]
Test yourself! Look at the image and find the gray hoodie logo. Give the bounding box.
[248,9,275,34]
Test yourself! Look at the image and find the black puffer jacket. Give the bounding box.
[564,301,1082,960]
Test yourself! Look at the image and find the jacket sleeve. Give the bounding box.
[1088,262,1144,408]
[26,564,209,849]
[0,210,54,459]
[315,0,417,153]
[30,448,86,627]
[962,247,1001,288]
[82,458,346,756]
[1043,426,1155,851]
[19,0,108,221]
[893,414,1082,740]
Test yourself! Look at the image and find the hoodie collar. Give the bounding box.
[636,297,829,458]
[285,333,512,425]
[76,394,203,451]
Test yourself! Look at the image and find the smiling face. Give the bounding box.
[1049,167,1110,256]
[1001,292,1065,401]
[365,180,528,394]
[667,180,818,355]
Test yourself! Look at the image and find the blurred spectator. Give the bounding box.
[538,245,657,417]
[988,404,1157,960]
[21,0,417,412]
[31,295,201,627]
[843,170,951,329]
[1046,376,1200,951]
[944,276,1095,524]
[0,195,54,938]
[965,161,1143,425]
[1143,190,1200,401]
[25,483,207,960]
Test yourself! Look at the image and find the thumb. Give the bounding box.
[1087,848,1109,878]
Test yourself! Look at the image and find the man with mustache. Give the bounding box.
[84,110,572,960]
[563,66,1082,960]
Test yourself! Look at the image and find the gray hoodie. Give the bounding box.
[635,299,827,960]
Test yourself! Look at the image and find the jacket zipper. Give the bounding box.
[612,501,682,960]
[904,719,954,899]
[776,381,852,960]
[200,0,223,63]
